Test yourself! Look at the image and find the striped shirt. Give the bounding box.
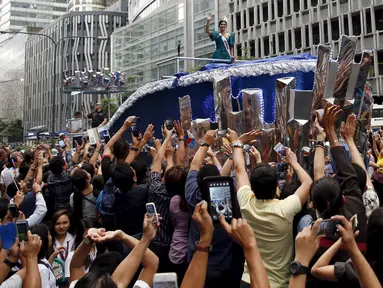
[148,171,172,245]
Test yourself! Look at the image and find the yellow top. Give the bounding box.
[237,185,302,288]
[376,154,383,168]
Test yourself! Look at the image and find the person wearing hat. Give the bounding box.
[87,101,107,128]
[206,14,235,61]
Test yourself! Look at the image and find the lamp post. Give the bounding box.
[0,31,107,145]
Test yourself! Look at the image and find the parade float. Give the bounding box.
[89,35,373,163]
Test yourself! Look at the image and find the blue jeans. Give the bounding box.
[297,214,314,233]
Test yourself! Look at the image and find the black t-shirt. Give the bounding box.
[114,184,149,236]
[88,111,106,128]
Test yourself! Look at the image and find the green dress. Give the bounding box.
[210,31,235,60]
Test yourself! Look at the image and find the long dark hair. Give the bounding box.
[74,270,117,288]
[30,224,50,260]
[50,209,72,241]
[71,169,89,220]
[365,207,383,284]
[175,167,189,212]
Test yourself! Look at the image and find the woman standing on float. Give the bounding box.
[206,14,235,61]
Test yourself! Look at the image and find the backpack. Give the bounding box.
[99,178,118,216]
[39,258,67,285]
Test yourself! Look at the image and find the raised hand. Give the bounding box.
[223,142,233,158]
[192,201,214,243]
[340,113,357,142]
[331,215,359,253]
[239,130,262,145]
[142,213,160,242]
[204,130,218,146]
[220,217,256,250]
[294,218,322,266]
[14,190,24,207]
[20,231,42,259]
[226,128,239,143]
[143,124,155,143]
[174,120,185,139]
[319,103,342,134]
[249,146,261,163]
[314,113,326,141]
[283,148,298,167]
[124,116,137,128]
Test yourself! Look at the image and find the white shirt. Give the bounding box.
[53,233,75,261]
[66,119,83,137]
[65,246,97,278]
[9,192,47,228]
[0,168,19,189]
[0,274,22,288]
[38,258,57,288]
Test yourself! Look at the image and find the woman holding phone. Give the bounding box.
[49,210,75,263]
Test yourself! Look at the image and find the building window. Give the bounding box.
[278,32,284,52]
[264,36,270,55]
[294,0,300,12]
[331,19,339,41]
[295,28,301,49]
[352,13,361,35]
[343,16,349,35]
[236,12,241,30]
[263,3,268,22]
[249,7,254,26]
[277,0,283,18]
[375,8,383,31]
[313,24,319,45]
[366,9,372,34]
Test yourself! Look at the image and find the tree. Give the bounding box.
[101,97,119,118]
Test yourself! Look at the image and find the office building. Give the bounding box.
[68,0,121,12]
[0,31,28,121]
[24,11,128,134]
[111,0,230,91]
[0,0,67,32]
[231,0,383,96]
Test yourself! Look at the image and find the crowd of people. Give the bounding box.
[0,102,382,288]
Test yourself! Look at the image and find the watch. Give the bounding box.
[199,140,210,147]
[231,141,244,149]
[316,141,325,148]
[3,258,17,269]
[194,241,213,253]
[130,147,139,152]
[289,261,310,276]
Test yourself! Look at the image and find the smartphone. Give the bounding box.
[27,177,33,190]
[351,214,358,231]
[210,122,218,130]
[274,142,288,157]
[16,220,28,243]
[131,124,140,137]
[8,204,19,218]
[146,203,159,224]
[302,146,310,153]
[59,140,66,148]
[203,176,237,222]
[165,118,174,131]
[316,219,341,238]
[153,273,178,288]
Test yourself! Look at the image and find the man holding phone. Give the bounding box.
[227,128,313,288]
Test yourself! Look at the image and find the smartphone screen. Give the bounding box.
[131,124,140,137]
[16,220,28,242]
[154,273,178,288]
[274,143,287,157]
[154,282,177,288]
[165,119,173,130]
[59,140,66,148]
[146,203,159,223]
[208,181,233,222]
[317,219,341,237]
